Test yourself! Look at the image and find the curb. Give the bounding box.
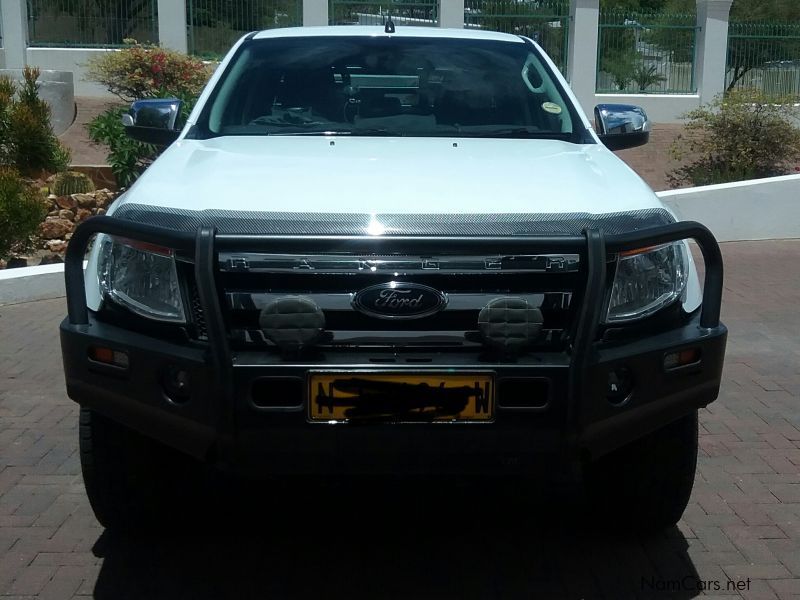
[0,263,70,306]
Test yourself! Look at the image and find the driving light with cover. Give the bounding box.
[97,236,186,323]
[606,242,688,323]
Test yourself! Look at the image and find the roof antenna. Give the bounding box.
[385,15,395,33]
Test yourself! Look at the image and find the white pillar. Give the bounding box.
[567,0,599,116]
[303,0,328,26]
[157,0,188,53]
[1,0,28,69]
[695,0,733,104]
[439,0,464,28]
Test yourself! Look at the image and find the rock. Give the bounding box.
[75,208,92,222]
[65,232,73,240]
[40,217,74,239]
[58,209,75,221]
[47,210,60,217]
[45,240,68,254]
[0,259,6,269]
[96,208,107,216]
[73,193,96,209]
[39,253,64,265]
[55,195,76,209]
[6,257,28,268]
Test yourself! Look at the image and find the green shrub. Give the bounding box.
[0,67,71,177]
[669,89,800,187]
[88,107,156,188]
[0,168,47,260]
[86,42,213,187]
[52,171,96,196]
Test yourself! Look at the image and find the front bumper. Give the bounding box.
[60,217,727,476]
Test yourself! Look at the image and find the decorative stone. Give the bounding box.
[40,217,74,239]
[45,240,68,254]
[96,208,107,216]
[6,257,28,268]
[58,209,75,221]
[47,210,60,217]
[65,232,73,240]
[39,253,64,265]
[73,193,96,209]
[75,208,92,222]
[55,195,76,209]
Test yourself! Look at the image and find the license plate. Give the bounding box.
[308,372,494,422]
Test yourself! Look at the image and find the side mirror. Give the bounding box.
[121,98,183,145]
[594,104,650,151]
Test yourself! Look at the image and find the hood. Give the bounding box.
[110,136,670,235]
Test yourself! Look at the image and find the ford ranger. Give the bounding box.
[60,25,727,530]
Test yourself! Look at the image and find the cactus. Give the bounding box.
[52,171,95,197]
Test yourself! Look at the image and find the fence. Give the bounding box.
[597,10,697,94]
[26,0,158,47]
[329,0,437,27]
[726,22,800,99]
[188,0,303,58]
[463,0,569,73]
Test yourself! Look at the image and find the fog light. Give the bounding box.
[161,365,191,404]
[259,296,325,353]
[664,348,701,370]
[477,297,543,354]
[88,346,129,368]
[606,367,633,406]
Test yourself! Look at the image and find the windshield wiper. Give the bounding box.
[268,128,400,137]
[458,128,571,140]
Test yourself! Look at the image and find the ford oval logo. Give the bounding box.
[352,282,448,319]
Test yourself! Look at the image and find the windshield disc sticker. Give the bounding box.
[542,102,562,115]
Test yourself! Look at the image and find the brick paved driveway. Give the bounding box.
[1,240,799,599]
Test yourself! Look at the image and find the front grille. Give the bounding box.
[216,253,583,353]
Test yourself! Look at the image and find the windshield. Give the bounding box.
[193,35,586,141]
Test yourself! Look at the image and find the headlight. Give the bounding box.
[97,236,186,323]
[606,242,688,323]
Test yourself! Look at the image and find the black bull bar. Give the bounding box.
[63,216,724,454]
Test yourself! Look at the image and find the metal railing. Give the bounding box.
[26,0,158,48]
[463,0,569,73]
[727,22,800,99]
[329,0,438,27]
[187,0,303,59]
[597,10,698,95]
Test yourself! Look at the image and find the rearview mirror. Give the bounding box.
[121,98,183,145]
[594,104,650,151]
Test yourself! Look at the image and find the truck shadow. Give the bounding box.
[91,479,702,599]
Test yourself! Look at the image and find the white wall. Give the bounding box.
[657,174,800,242]
[26,47,114,97]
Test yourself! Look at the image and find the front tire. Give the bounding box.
[585,410,699,531]
[79,407,200,529]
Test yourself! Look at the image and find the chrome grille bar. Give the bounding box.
[219,253,580,274]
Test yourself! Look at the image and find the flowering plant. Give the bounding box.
[86,41,213,102]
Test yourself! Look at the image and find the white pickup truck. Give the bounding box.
[60,26,727,530]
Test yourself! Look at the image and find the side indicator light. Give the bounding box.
[88,346,129,368]
[664,348,701,370]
